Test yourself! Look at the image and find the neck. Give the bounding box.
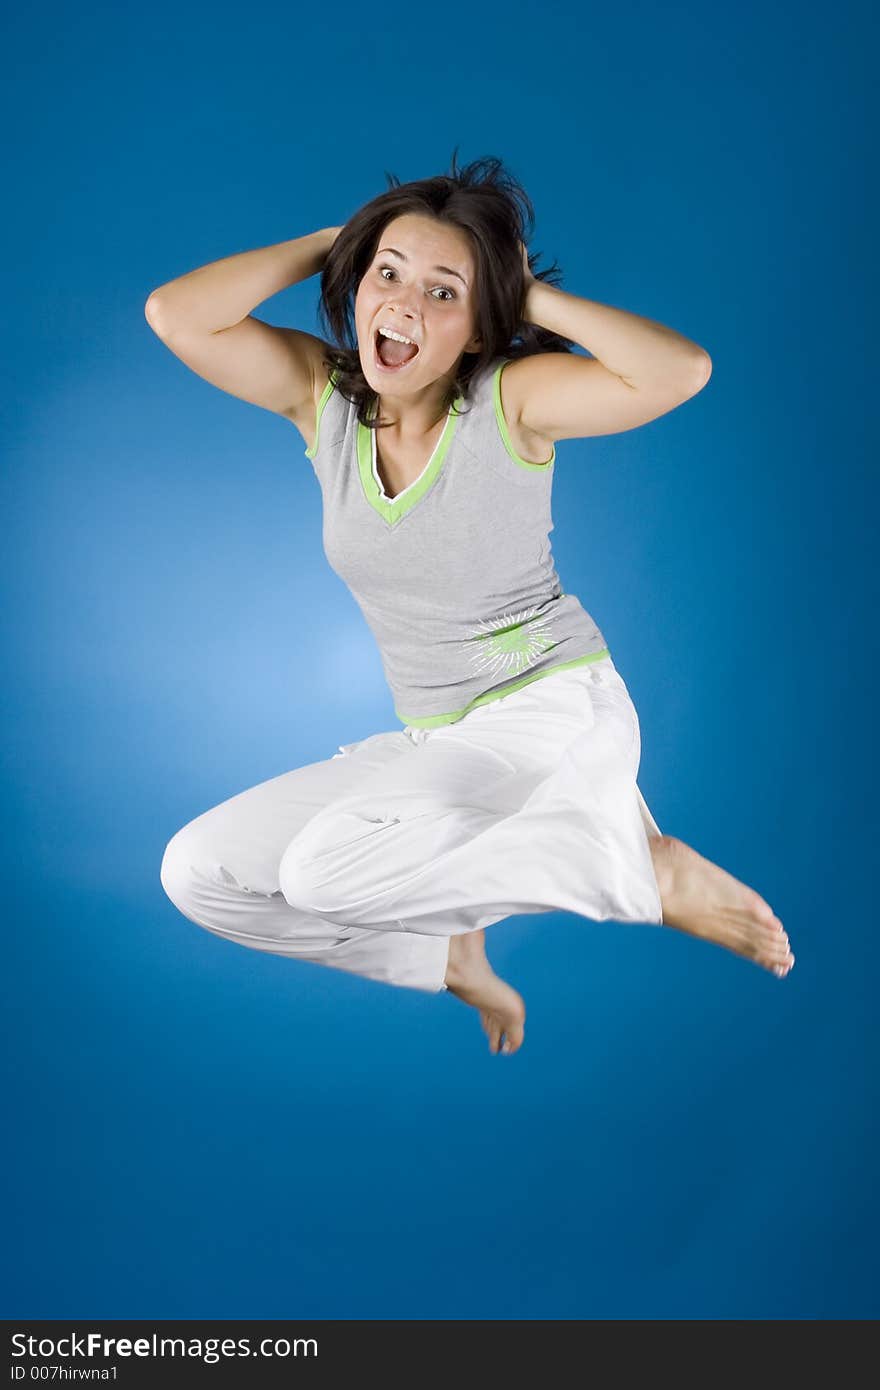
[372,376,456,436]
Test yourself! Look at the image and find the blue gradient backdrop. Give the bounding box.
[3,0,875,1320]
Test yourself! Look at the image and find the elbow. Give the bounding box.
[679,352,712,398]
[144,291,161,328]
[145,290,174,333]
[692,352,712,387]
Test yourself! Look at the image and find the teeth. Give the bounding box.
[378,327,417,345]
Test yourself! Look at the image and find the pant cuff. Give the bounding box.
[403,929,450,993]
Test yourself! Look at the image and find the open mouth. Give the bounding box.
[373,329,421,372]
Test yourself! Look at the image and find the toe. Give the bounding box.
[503,1025,525,1054]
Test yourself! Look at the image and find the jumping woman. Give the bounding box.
[148,152,794,1057]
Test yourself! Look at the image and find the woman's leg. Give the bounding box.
[159,732,451,993]
[276,661,793,984]
[278,662,665,938]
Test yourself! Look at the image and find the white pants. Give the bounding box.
[159,655,664,994]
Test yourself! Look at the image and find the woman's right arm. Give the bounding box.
[144,227,342,422]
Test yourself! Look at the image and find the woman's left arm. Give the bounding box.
[520,241,710,390]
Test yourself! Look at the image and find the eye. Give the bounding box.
[377,265,456,301]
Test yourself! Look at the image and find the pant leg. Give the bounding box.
[159,732,451,993]
[278,659,665,938]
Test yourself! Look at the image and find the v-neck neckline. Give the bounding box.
[356,393,465,526]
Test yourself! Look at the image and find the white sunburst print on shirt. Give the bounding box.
[463,603,558,682]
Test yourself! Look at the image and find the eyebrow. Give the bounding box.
[376,247,468,289]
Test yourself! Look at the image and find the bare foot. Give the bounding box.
[649,835,795,978]
[444,929,526,1055]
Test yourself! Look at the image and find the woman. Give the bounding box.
[148,151,794,1056]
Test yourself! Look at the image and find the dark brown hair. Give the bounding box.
[315,147,577,432]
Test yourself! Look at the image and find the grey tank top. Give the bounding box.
[303,353,610,728]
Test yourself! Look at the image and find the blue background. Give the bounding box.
[3,0,875,1320]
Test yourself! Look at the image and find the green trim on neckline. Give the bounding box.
[357,392,465,525]
[493,360,556,470]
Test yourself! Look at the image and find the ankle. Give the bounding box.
[648,834,678,912]
[445,930,489,988]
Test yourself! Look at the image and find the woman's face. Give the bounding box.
[355,212,482,398]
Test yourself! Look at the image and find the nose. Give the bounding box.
[385,291,420,323]
[388,304,419,327]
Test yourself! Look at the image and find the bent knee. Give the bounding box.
[279,807,400,916]
[159,827,206,910]
[277,847,324,914]
[278,838,351,917]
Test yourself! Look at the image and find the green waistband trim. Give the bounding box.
[396,649,611,728]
